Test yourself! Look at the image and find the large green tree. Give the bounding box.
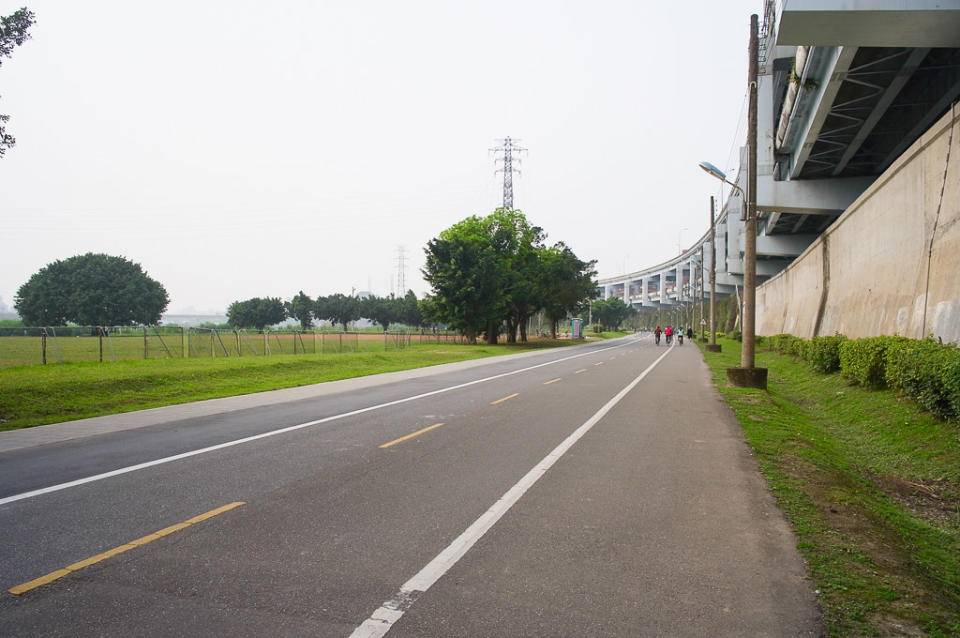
[15,253,169,326]
[592,297,635,331]
[360,294,397,332]
[227,297,286,331]
[399,290,422,328]
[423,213,507,344]
[285,290,314,329]
[488,209,545,344]
[316,293,361,332]
[424,208,596,343]
[1,7,35,158]
[539,242,598,338]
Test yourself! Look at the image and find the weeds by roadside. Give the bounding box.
[699,338,960,637]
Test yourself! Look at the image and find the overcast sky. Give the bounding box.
[1,0,757,315]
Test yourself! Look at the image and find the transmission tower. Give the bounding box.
[491,137,526,209]
[395,246,407,296]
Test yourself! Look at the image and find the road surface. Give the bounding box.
[0,335,821,636]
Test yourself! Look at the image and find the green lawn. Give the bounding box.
[699,337,960,637]
[0,340,572,431]
[0,331,469,368]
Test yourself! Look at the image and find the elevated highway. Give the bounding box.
[600,0,960,333]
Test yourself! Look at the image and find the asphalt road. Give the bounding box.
[0,335,821,637]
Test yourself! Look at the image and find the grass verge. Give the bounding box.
[0,341,573,431]
[699,337,960,636]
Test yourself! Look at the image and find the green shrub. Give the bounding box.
[791,337,809,359]
[839,336,911,389]
[771,333,798,354]
[885,339,960,420]
[807,334,847,373]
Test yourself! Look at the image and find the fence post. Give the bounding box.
[99,327,104,363]
[42,328,47,365]
[143,327,148,359]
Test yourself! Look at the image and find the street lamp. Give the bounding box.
[698,162,743,198]
[699,157,765,387]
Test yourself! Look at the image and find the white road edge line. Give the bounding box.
[348,344,673,638]
[0,339,641,507]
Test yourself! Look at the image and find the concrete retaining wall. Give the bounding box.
[757,106,960,343]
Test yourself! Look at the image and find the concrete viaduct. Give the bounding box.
[599,0,960,343]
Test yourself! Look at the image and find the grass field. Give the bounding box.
[0,337,594,431]
[699,337,960,637]
[0,330,469,368]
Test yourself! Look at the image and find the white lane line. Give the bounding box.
[348,345,673,638]
[0,342,633,507]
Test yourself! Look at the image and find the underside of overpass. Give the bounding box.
[599,0,960,314]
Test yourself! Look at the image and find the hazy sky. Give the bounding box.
[1,0,757,315]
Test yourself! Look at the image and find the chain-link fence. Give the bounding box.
[0,327,466,368]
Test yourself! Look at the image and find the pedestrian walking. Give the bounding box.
[654,325,662,345]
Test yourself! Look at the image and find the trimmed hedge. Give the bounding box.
[838,336,912,389]
[761,332,959,422]
[771,333,806,357]
[807,335,847,373]
[885,339,960,421]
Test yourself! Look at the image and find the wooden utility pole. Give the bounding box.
[724,13,767,388]
[743,13,759,370]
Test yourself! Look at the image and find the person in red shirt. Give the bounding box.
[664,325,673,345]
[654,325,662,345]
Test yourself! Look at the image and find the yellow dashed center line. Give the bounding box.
[574,369,587,374]
[543,378,563,385]
[8,501,246,595]
[380,423,445,449]
[490,393,520,405]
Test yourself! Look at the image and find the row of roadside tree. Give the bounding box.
[228,209,601,343]
[226,291,423,333]
[13,209,604,344]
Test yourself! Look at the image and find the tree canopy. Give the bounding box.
[316,293,361,332]
[423,208,597,343]
[360,294,397,332]
[592,297,635,331]
[15,253,169,326]
[1,7,36,158]
[539,242,598,337]
[285,291,314,329]
[227,297,287,331]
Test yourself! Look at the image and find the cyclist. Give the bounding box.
[664,325,673,345]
